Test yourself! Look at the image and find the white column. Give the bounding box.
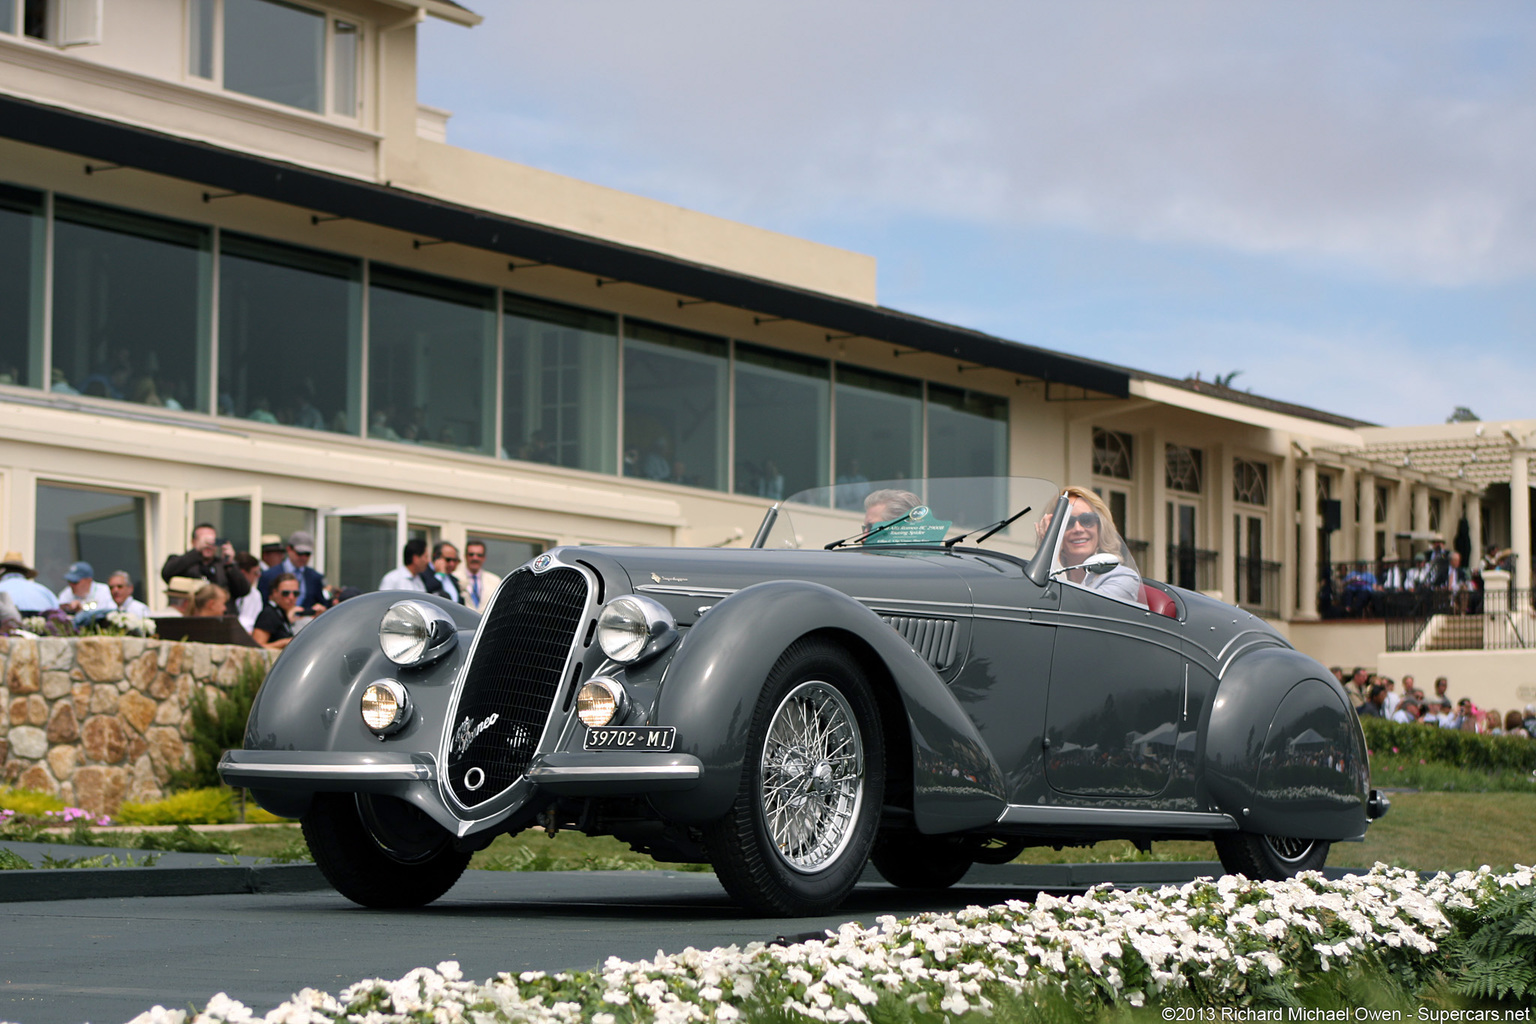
[1412,483,1430,536]
[1513,449,1531,596]
[1468,493,1483,556]
[1298,460,1319,620]
[1357,470,1376,563]
[1340,467,1357,562]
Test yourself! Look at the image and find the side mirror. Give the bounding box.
[1050,552,1121,580]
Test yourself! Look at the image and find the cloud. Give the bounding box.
[423,2,1536,287]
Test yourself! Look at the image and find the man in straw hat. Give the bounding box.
[0,551,61,614]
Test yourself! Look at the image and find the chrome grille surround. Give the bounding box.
[441,557,592,812]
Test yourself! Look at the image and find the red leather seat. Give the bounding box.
[1141,584,1177,619]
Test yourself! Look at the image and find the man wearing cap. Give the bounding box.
[259,535,286,570]
[161,524,251,600]
[258,531,327,616]
[0,552,60,614]
[56,561,112,615]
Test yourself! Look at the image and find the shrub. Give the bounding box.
[0,788,66,816]
[130,824,238,855]
[1361,716,1536,773]
[117,787,235,826]
[171,654,269,792]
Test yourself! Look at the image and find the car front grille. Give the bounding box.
[446,566,588,807]
[880,615,960,670]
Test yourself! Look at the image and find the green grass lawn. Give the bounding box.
[207,790,1535,875]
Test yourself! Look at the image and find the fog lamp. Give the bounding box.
[361,679,411,735]
[577,677,627,728]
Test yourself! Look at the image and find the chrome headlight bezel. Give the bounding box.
[360,678,412,735]
[595,594,678,664]
[576,676,628,728]
[378,600,459,667]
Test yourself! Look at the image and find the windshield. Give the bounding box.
[756,476,1061,559]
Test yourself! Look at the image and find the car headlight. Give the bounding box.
[360,679,411,735]
[577,676,627,728]
[595,595,677,664]
[378,601,458,667]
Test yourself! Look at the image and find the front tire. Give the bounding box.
[1214,831,1330,880]
[302,792,471,908]
[703,639,885,916]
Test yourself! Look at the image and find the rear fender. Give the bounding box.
[1203,647,1369,840]
[647,579,1007,832]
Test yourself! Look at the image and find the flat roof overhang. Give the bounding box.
[1,93,1130,398]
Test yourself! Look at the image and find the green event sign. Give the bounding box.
[864,505,953,545]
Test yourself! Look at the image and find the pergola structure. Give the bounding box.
[1294,423,1536,618]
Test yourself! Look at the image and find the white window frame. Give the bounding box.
[186,0,366,123]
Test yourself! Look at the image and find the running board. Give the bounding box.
[997,805,1239,831]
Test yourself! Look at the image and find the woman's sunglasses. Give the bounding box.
[1065,512,1100,530]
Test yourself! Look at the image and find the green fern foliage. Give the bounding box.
[1445,885,1536,1002]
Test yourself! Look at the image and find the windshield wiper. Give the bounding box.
[825,510,916,550]
[942,505,1031,549]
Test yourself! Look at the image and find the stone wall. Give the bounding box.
[0,637,276,815]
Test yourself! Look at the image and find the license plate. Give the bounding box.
[584,726,677,752]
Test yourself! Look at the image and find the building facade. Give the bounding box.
[2,0,1532,659]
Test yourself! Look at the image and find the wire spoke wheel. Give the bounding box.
[702,638,885,916]
[1215,828,1330,881]
[1263,835,1317,864]
[760,680,865,873]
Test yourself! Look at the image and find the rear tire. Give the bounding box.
[1214,831,1330,880]
[302,792,470,908]
[703,639,885,916]
[870,834,973,890]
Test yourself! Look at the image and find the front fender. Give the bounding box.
[1203,647,1369,841]
[228,591,481,824]
[647,579,1007,832]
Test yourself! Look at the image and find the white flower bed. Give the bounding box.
[129,864,1534,1024]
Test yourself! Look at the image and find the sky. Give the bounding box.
[417,2,1536,428]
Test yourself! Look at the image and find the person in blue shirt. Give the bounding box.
[0,551,61,614]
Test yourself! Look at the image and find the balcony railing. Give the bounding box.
[1234,557,1282,618]
[1165,545,1218,593]
[1383,585,1536,652]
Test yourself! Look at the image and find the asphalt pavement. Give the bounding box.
[0,842,1339,1024]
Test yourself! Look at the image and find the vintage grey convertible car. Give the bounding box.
[220,476,1386,916]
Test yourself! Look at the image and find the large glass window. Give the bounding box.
[734,343,828,500]
[219,233,361,433]
[224,0,324,112]
[367,265,495,455]
[622,321,727,490]
[0,183,44,390]
[0,0,14,34]
[928,384,1007,477]
[502,294,617,472]
[52,198,210,412]
[35,482,149,603]
[834,366,922,506]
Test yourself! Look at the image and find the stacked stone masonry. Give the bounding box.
[1,637,276,816]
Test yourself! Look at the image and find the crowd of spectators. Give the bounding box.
[4,527,510,646]
[1341,666,1536,738]
[1323,539,1511,619]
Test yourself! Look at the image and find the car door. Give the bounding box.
[1042,581,1183,798]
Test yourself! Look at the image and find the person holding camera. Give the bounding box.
[160,522,251,600]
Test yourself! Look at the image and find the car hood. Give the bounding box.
[581,545,977,619]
